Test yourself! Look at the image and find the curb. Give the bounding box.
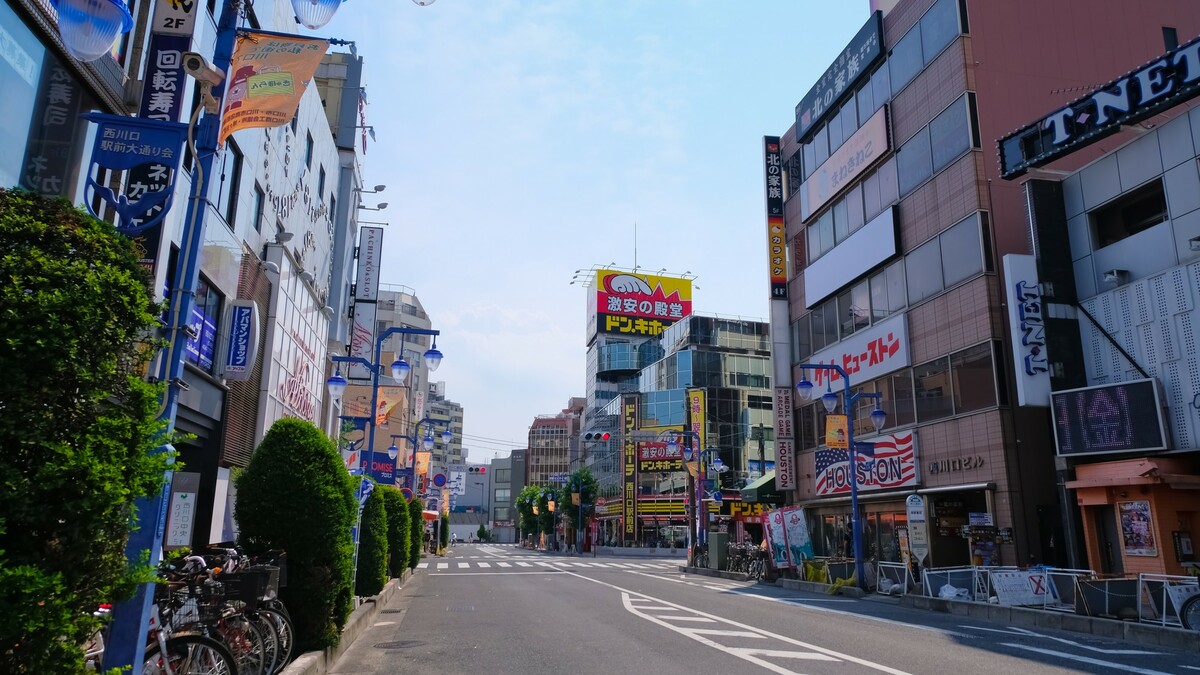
[278,572,410,675]
[679,565,753,583]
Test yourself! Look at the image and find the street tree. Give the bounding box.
[515,485,540,541]
[355,482,387,597]
[379,486,410,578]
[0,189,172,673]
[562,467,599,549]
[407,497,423,569]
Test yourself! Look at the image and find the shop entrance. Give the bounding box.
[1093,505,1124,576]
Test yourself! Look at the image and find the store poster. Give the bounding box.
[781,506,815,563]
[1119,500,1157,557]
[764,509,792,569]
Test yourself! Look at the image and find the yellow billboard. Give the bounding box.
[592,269,692,338]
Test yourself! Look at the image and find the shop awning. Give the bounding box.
[741,471,785,504]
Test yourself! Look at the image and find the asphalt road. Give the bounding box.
[327,544,1199,675]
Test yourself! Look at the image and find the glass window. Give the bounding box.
[817,209,835,257]
[798,404,819,450]
[822,298,839,344]
[494,468,511,483]
[951,343,996,413]
[870,266,891,322]
[786,150,804,199]
[838,98,858,140]
[889,26,923,95]
[846,185,865,234]
[494,488,511,502]
[305,132,314,168]
[318,165,326,199]
[871,65,891,111]
[929,96,970,172]
[921,0,960,63]
[906,237,943,303]
[885,259,906,313]
[803,140,817,180]
[878,158,899,208]
[833,197,849,243]
[862,169,882,222]
[940,214,984,287]
[914,356,953,422]
[897,127,932,196]
[807,223,823,264]
[890,370,917,427]
[857,80,875,126]
[838,281,870,338]
[252,183,265,232]
[813,125,830,167]
[223,140,242,230]
[185,277,221,374]
[827,106,843,151]
[1090,179,1168,248]
[793,314,812,363]
[811,305,828,352]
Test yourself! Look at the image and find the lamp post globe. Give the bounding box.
[391,357,411,382]
[422,434,434,451]
[870,406,887,433]
[291,0,343,29]
[424,346,444,371]
[441,428,452,444]
[387,443,399,460]
[52,0,134,62]
[821,386,839,414]
[795,376,814,401]
[326,371,348,399]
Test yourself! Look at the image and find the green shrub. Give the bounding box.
[0,189,171,673]
[439,513,449,549]
[476,524,489,543]
[407,498,423,569]
[380,486,410,578]
[354,484,387,597]
[236,418,356,652]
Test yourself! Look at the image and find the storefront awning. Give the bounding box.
[741,471,785,504]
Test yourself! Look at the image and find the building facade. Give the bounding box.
[773,0,1200,572]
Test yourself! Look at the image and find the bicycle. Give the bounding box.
[692,544,708,569]
[143,587,238,675]
[748,549,766,580]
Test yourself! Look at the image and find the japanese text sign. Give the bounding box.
[219,32,330,146]
[763,136,787,299]
[795,11,883,141]
[806,314,909,388]
[594,269,692,338]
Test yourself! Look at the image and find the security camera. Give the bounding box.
[181,52,225,86]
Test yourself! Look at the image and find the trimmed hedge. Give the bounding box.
[236,418,357,652]
[354,484,387,597]
[380,486,410,578]
[407,498,423,569]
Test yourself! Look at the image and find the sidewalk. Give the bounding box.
[680,566,1200,653]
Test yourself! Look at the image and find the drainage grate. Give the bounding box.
[374,640,424,650]
[381,609,404,614]
[445,605,475,612]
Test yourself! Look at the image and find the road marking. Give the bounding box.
[417,563,428,569]
[670,616,718,623]
[731,648,839,661]
[720,589,971,639]
[436,562,448,570]
[477,562,490,568]
[688,629,767,639]
[963,625,1161,655]
[457,562,469,569]
[1000,643,1175,675]
[516,562,532,567]
[497,562,511,568]
[430,571,567,576]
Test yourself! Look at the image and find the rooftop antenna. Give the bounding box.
[633,221,638,271]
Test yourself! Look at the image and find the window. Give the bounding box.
[870,65,891,112]
[494,488,511,502]
[797,404,819,450]
[305,132,314,169]
[870,259,906,322]
[889,27,923,95]
[857,77,875,126]
[1090,180,1168,248]
[897,126,932,196]
[920,0,960,63]
[914,356,953,422]
[810,304,828,352]
[940,214,984,287]
[494,507,511,521]
[252,183,265,232]
[950,343,996,413]
[222,139,242,229]
[1164,26,1179,51]
[792,314,812,363]
[817,209,834,258]
[318,165,326,199]
[186,277,221,374]
[813,125,829,167]
[833,197,849,243]
[846,184,865,234]
[839,281,870,338]
[929,95,970,172]
[494,468,511,483]
[889,370,917,427]
[906,237,943,303]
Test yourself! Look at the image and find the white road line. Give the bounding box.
[436,563,448,570]
[497,562,511,568]
[432,571,564,576]
[417,563,428,569]
[608,563,629,569]
[623,563,647,569]
[670,616,718,622]
[960,625,1161,655]
[688,629,767,639]
[731,647,838,661]
[457,562,469,569]
[729,590,971,639]
[516,562,532,567]
[477,562,491,568]
[1000,643,1175,675]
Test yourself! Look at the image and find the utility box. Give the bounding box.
[709,530,728,570]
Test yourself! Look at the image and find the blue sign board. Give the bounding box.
[82,112,187,235]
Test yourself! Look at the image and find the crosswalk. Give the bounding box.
[417,559,683,572]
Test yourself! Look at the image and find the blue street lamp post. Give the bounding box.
[77,0,352,668]
[796,364,887,592]
[669,432,728,567]
[327,327,446,585]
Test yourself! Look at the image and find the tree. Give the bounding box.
[515,485,540,541]
[537,488,556,537]
[0,189,172,673]
[407,497,423,570]
[562,468,599,550]
[354,483,387,597]
[476,523,489,543]
[236,418,357,652]
[439,513,449,550]
[379,486,410,578]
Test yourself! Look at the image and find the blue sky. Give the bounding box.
[321,1,868,460]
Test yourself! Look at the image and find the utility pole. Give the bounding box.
[757,423,766,478]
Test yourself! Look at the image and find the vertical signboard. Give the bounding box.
[164,472,201,550]
[218,300,259,382]
[354,226,383,302]
[1002,254,1051,406]
[774,386,795,490]
[622,394,639,544]
[906,494,929,567]
[763,136,787,299]
[348,227,384,381]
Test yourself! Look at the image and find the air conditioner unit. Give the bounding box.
[1102,269,1129,285]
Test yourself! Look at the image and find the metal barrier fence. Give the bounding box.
[876,561,916,595]
[1137,573,1199,627]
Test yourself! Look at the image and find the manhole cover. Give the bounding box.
[374,640,424,650]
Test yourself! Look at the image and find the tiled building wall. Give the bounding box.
[896,152,984,251]
[907,275,1002,364]
[890,39,969,147]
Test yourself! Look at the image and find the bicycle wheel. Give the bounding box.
[258,607,295,672]
[217,613,267,675]
[1181,594,1200,631]
[143,634,237,675]
[249,612,279,675]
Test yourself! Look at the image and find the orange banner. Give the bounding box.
[415,451,431,477]
[825,414,849,449]
[219,32,329,146]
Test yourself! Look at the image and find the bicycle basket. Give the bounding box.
[218,571,268,605]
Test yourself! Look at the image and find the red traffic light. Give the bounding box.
[479,467,486,473]
[584,431,611,441]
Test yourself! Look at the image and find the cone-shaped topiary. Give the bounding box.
[0,189,171,673]
[354,483,387,597]
[380,486,410,578]
[236,418,356,652]
[407,497,424,570]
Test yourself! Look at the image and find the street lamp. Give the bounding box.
[51,0,133,62]
[667,431,728,566]
[796,364,886,591]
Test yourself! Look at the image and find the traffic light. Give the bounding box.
[582,431,611,442]
[468,466,487,474]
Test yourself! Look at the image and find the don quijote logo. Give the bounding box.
[601,273,690,319]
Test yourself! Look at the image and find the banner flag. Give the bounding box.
[219,31,329,145]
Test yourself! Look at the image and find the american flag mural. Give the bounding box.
[814,432,917,496]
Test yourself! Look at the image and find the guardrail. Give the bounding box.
[876,561,916,595]
[1137,572,1199,628]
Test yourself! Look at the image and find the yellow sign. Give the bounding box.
[415,451,431,476]
[572,493,581,506]
[825,414,849,449]
[219,32,330,146]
